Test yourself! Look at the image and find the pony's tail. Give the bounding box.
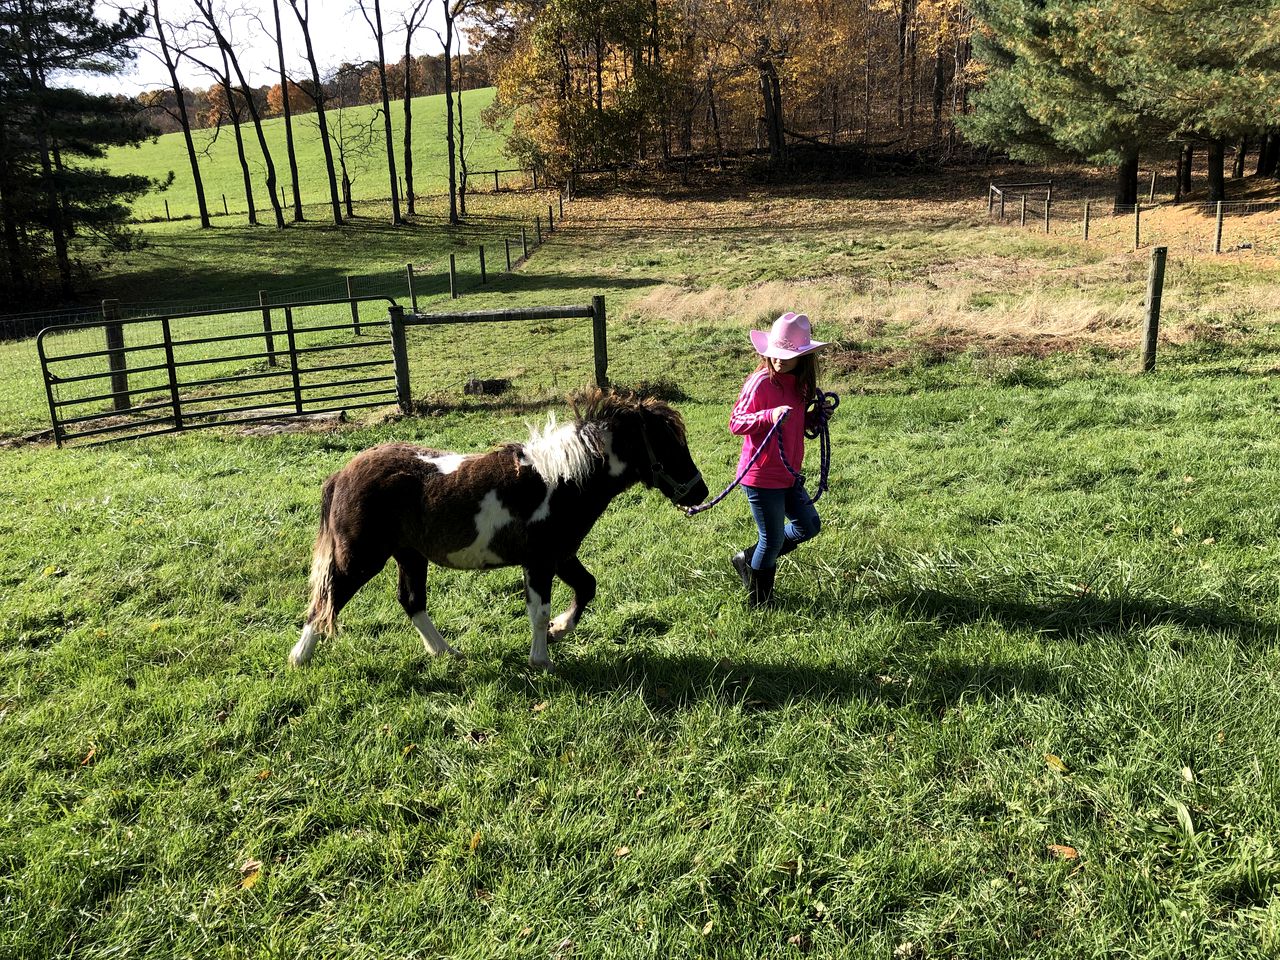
[306,476,340,637]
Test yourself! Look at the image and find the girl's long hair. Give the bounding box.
[757,353,818,406]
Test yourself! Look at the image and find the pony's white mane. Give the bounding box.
[521,413,603,486]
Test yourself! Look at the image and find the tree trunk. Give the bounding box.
[1179,142,1194,195]
[289,0,342,224]
[442,8,459,225]
[1259,132,1280,177]
[272,0,304,222]
[222,61,257,225]
[1231,137,1248,179]
[152,0,210,228]
[931,46,945,140]
[1112,143,1139,211]
[1206,139,1225,202]
[367,0,402,225]
[0,145,26,294]
[205,13,284,230]
[456,49,467,218]
[403,31,416,215]
[758,61,785,164]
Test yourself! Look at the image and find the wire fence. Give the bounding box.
[987,181,1280,256]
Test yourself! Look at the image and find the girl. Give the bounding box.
[729,311,831,606]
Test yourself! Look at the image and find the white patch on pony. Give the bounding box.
[602,431,627,477]
[417,453,467,474]
[526,585,553,671]
[522,414,600,487]
[446,490,513,568]
[529,488,553,524]
[289,624,319,668]
[411,610,461,657]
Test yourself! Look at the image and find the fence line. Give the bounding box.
[986,182,1280,255]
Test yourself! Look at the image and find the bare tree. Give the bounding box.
[358,0,402,225]
[193,0,285,229]
[287,0,342,224]
[270,0,304,221]
[455,43,467,217]
[432,0,467,224]
[400,0,432,216]
[147,0,210,227]
[328,64,380,218]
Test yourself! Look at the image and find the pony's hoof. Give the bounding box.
[528,657,556,674]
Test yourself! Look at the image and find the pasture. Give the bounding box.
[112,87,509,222]
[6,173,1280,957]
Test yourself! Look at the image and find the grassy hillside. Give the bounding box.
[109,87,512,222]
[6,177,1280,956]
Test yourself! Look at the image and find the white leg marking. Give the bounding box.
[412,610,461,657]
[548,608,579,641]
[289,624,319,668]
[527,588,553,672]
[446,490,513,568]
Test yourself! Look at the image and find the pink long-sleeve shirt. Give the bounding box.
[729,368,807,489]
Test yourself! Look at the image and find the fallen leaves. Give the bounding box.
[79,745,96,766]
[614,846,631,858]
[1044,753,1069,774]
[1047,844,1079,861]
[239,859,262,889]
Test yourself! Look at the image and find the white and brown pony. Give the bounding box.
[289,388,708,672]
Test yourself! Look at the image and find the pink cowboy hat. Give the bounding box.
[750,312,828,359]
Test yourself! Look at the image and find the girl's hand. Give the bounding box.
[771,405,792,424]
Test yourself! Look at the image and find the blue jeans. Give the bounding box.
[744,482,821,570]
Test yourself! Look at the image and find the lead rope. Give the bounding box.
[684,389,839,517]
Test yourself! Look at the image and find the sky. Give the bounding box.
[71,1,460,96]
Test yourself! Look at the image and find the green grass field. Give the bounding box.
[6,177,1280,956]
[110,87,511,222]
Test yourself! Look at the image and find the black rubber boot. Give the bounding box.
[749,566,777,608]
[731,544,756,589]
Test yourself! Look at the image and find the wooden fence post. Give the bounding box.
[102,299,129,411]
[1044,193,1051,233]
[1214,201,1225,253]
[389,303,411,415]
[164,199,171,222]
[988,186,994,214]
[548,204,554,231]
[1083,201,1091,241]
[592,295,608,389]
[521,226,528,258]
[559,191,564,219]
[999,191,1005,220]
[536,215,542,243]
[1141,246,1167,372]
[479,246,486,283]
[505,238,512,271]
[533,166,539,189]
[222,193,228,215]
[1149,170,1157,203]
[1020,194,1026,227]
[494,169,500,191]
[1134,204,1141,250]
[406,263,419,312]
[449,254,457,299]
[258,290,278,367]
[346,276,362,335]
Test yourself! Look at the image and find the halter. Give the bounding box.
[639,421,706,501]
[684,389,839,517]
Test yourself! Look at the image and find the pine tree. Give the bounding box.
[0,0,157,302]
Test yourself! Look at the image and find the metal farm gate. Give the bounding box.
[37,295,400,446]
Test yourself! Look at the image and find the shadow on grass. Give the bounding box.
[513,650,1061,716]
[856,587,1280,647]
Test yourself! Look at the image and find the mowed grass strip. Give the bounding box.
[4,181,1280,956]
